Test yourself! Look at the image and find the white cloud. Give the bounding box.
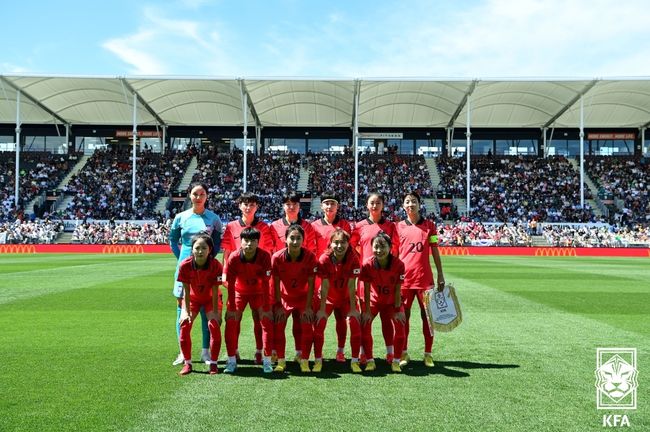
[0,63,31,74]
[349,0,650,78]
[102,0,650,78]
[102,7,235,76]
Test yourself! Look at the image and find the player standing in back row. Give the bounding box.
[221,193,274,364]
[396,191,445,368]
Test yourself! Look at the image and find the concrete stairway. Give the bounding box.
[176,156,198,192]
[568,158,605,218]
[425,158,442,189]
[453,198,467,216]
[153,156,197,215]
[423,197,439,217]
[297,166,310,192]
[424,157,441,216]
[50,155,91,214]
[311,197,321,217]
[27,155,90,216]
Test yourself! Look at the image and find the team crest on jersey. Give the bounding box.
[399,275,405,280]
[353,268,361,275]
[266,271,272,277]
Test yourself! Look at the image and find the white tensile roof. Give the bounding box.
[1,75,650,129]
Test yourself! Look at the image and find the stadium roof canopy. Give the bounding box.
[2,75,650,130]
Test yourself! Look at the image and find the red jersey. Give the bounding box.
[318,249,361,305]
[177,257,223,304]
[396,217,439,290]
[225,248,272,298]
[359,255,405,307]
[221,217,274,254]
[311,216,352,257]
[350,217,399,263]
[271,248,318,308]
[270,216,317,254]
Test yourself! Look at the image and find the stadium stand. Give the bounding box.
[585,156,650,226]
[70,221,170,244]
[541,224,650,247]
[0,152,75,221]
[0,219,64,244]
[307,153,434,221]
[438,220,532,247]
[437,155,599,224]
[59,148,191,220]
[188,149,301,222]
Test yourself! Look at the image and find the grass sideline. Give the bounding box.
[0,254,648,431]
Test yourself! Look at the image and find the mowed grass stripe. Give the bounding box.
[0,264,180,432]
[461,256,650,288]
[129,257,649,432]
[0,254,176,305]
[1,255,648,432]
[447,256,650,336]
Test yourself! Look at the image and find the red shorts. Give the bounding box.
[401,289,426,310]
[326,298,355,315]
[185,295,222,314]
[280,296,320,314]
[369,302,403,317]
[229,292,268,312]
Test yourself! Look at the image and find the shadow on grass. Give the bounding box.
[401,359,520,378]
[176,359,519,379]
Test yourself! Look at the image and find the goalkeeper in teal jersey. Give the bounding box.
[169,183,223,365]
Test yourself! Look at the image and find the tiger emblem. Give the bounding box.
[595,354,638,402]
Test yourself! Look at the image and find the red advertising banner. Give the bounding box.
[1,245,646,257]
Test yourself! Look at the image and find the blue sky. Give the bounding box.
[2,0,650,78]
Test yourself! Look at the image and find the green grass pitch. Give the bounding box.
[0,254,648,431]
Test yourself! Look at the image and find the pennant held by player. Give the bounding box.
[423,283,462,333]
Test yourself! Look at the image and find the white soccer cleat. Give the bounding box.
[172,353,184,366]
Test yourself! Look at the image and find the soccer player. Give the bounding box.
[271,224,319,373]
[315,228,362,372]
[270,192,317,253]
[177,233,224,376]
[350,192,399,364]
[223,227,274,373]
[311,192,352,362]
[396,191,445,368]
[270,192,317,361]
[221,192,274,364]
[169,182,222,366]
[359,232,406,373]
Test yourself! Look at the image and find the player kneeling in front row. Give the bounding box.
[178,234,225,376]
[315,228,362,373]
[359,232,406,373]
[224,227,274,373]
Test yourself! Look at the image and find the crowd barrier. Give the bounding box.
[0,245,647,257]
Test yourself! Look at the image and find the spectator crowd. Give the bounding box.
[437,155,599,224]
[2,146,649,247]
[586,156,650,226]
